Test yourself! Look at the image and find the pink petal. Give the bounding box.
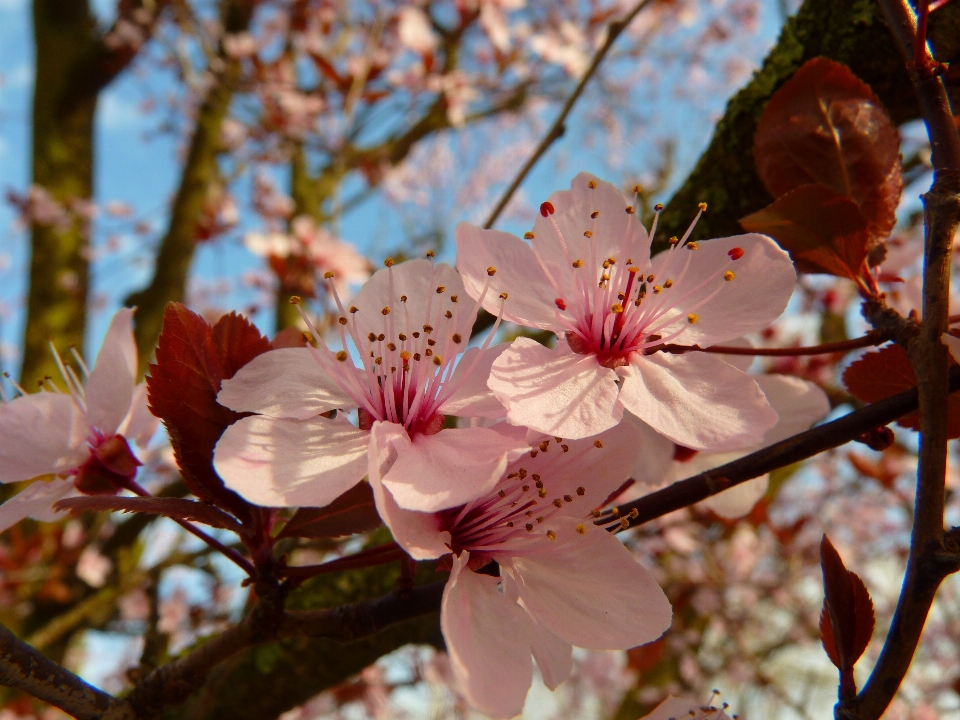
[617,352,777,451]
[755,374,830,444]
[489,338,622,439]
[438,344,509,419]
[455,223,560,330]
[946,333,960,366]
[382,426,529,512]
[117,383,160,449]
[351,259,474,340]
[213,415,368,507]
[84,308,138,436]
[441,552,534,719]
[700,475,770,519]
[640,696,712,720]
[624,414,676,487]
[0,478,77,532]
[368,422,451,560]
[217,348,353,418]
[529,619,572,691]
[0,393,88,483]
[649,233,795,347]
[531,173,650,278]
[505,519,672,650]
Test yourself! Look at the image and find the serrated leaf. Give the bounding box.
[740,183,871,280]
[820,535,875,673]
[842,344,960,438]
[820,603,841,669]
[146,303,272,522]
[754,57,902,240]
[54,496,244,534]
[277,483,381,539]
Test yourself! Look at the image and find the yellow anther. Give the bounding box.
[384,257,394,267]
[687,241,698,250]
[653,286,662,294]
[563,494,573,503]
[572,259,583,268]
[451,295,458,302]
[375,356,383,365]
[576,486,585,495]
[553,498,563,508]
[524,231,535,240]
[498,489,506,498]
[499,292,508,300]
[526,523,534,532]
[625,205,635,214]
[289,295,301,304]
[425,349,433,357]
[349,306,358,313]
[386,342,396,351]
[538,488,547,497]
[591,210,599,219]
[663,279,673,288]
[619,517,631,529]
[588,180,597,189]
[687,313,699,324]
[487,266,496,276]
[611,303,624,313]
[336,350,348,362]
[669,236,679,245]
[413,352,421,361]
[400,351,411,360]
[654,203,664,211]
[433,356,443,366]
[338,317,347,325]
[381,307,390,315]
[698,202,708,212]
[561,444,569,452]
[400,295,408,302]
[724,270,735,281]
[632,184,642,194]
[646,274,655,282]
[546,530,556,541]
[592,509,602,518]
[436,285,445,294]
[444,310,452,319]
[584,230,593,238]
[452,333,462,344]
[426,250,435,258]
[575,523,586,535]
[323,271,335,279]
[594,440,604,448]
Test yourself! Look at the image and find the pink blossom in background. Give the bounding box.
[367,420,672,718]
[214,258,529,511]
[457,172,797,449]
[0,309,159,531]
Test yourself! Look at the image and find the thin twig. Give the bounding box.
[482,0,655,229]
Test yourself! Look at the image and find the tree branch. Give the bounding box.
[849,2,960,718]
[0,621,130,720]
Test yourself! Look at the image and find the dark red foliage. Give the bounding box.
[54,496,245,534]
[277,483,382,539]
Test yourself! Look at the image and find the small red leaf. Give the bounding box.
[842,345,960,438]
[740,183,871,281]
[54,496,245,534]
[277,483,381,539]
[754,57,902,240]
[820,603,841,669]
[820,534,875,675]
[146,304,272,522]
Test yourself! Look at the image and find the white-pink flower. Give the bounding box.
[368,420,672,718]
[623,374,830,519]
[214,258,529,512]
[640,694,734,720]
[0,309,158,531]
[456,172,797,449]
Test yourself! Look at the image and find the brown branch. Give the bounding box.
[0,622,131,720]
[851,2,960,718]
[660,333,886,357]
[481,0,655,229]
[606,368,960,529]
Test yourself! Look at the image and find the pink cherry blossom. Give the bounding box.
[0,309,159,532]
[367,420,672,718]
[640,694,734,720]
[456,172,797,449]
[214,258,529,512]
[622,374,830,519]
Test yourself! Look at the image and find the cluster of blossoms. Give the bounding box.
[0,173,827,717]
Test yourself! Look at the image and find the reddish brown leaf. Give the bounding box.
[740,183,871,280]
[54,496,244,534]
[842,345,960,437]
[277,483,381,539]
[754,57,902,239]
[819,603,841,669]
[146,304,272,522]
[820,534,875,673]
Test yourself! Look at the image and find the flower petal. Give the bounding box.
[368,422,451,560]
[700,475,770,519]
[506,519,671,650]
[352,259,474,339]
[382,426,528,512]
[0,478,77,532]
[640,696,712,720]
[442,552,534,719]
[217,348,353,418]
[116,383,160,449]
[531,173,650,276]
[756,374,830,444]
[213,415,368,507]
[618,352,777,451]
[648,233,795,347]
[624,414,676,487]
[489,337,622,439]
[456,223,560,330]
[84,308,138,436]
[0,393,87,483]
[529,618,572,691]
[438,344,509,419]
